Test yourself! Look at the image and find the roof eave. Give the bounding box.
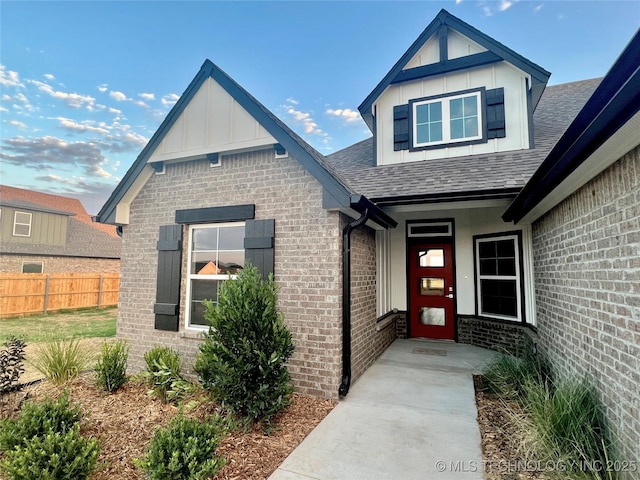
[503,30,640,223]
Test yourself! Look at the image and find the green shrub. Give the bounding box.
[0,425,99,480]
[0,336,26,393]
[31,338,92,385]
[142,346,192,403]
[135,415,227,480]
[0,392,81,452]
[195,265,294,428]
[94,340,129,393]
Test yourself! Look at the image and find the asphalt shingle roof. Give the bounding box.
[327,78,602,202]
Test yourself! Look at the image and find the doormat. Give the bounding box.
[412,347,447,356]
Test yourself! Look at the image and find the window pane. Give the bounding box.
[22,262,43,273]
[218,225,244,250]
[13,224,30,236]
[463,96,477,116]
[420,307,446,326]
[217,251,244,274]
[450,98,463,119]
[465,117,478,137]
[418,249,444,267]
[430,122,442,142]
[420,277,444,296]
[497,258,516,276]
[496,240,515,257]
[479,242,496,258]
[480,259,496,276]
[190,279,219,326]
[15,212,31,224]
[480,279,517,317]
[416,124,429,144]
[450,118,464,139]
[430,102,442,121]
[416,104,429,124]
[193,228,218,250]
[192,251,217,274]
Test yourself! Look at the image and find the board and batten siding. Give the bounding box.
[0,207,68,246]
[374,62,531,165]
[148,77,277,164]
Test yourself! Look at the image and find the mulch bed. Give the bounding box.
[474,376,545,480]
[1,374,336,479]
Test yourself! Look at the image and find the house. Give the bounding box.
[96,10,639,468]
[0,185,121,273]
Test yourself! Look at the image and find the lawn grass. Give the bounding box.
[0,307,117,343]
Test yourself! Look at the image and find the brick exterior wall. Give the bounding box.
[0,254,120,273]
[349,222,396,384]
[532,145,640,476]
[118,148,345,398]
[457,316,537,357]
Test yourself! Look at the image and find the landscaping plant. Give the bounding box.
[94,340,129,393]
[31,338,92,385]
[195,265,295,428]
[143,346,193,403]
[0,392,98,479]
[481,353,617,480]
[0,336,26,394]
[134,415,227,480]
[0,392,82,452]
[0,425,100,480]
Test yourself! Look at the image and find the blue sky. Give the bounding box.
[1,1,638,214]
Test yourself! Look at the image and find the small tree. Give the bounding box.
[194,265,294,428]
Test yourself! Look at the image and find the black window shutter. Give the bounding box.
[486,88,506,139]
[244,219,275,281]
[154,224,183,331]
[393,104,410,151]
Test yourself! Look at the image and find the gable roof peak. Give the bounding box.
[358,8,551,131]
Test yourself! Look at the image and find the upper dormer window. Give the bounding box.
[410,88,484,150]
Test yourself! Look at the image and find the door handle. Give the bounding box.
[446,294,454,299]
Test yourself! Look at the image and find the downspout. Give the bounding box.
[339,208,370,398]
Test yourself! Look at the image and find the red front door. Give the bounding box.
[408,242,455,340]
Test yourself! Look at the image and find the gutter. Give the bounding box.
[338,195,396,398]
[339,208,370,398]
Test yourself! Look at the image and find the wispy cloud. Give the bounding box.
[56,117,110,135]
[534,3,543,13]
[29,79,95,109]
[0,65,24,88]
[8,120,27,128]
[98,84,108,93]
[286,97,299,105]
[161,93,180,108]
[479,0,517,16]
[43,73,55,81]
[326,108,361,123]
[139,92,155,101]
[109,90,128,102]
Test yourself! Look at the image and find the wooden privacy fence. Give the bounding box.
[0,273,120,318]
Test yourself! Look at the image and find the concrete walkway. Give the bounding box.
[269,339,497,480]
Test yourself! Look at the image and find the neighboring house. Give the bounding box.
[0,185,121,273]
[96,9,639,468]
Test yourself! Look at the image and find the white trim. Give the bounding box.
[185,221,245,330]
[376,229,392,316]
[474,234,523,322]
[412,91,483,148]
[13,211,32,237]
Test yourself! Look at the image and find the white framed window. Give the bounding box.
[22,261,43,273]
[412,90,483,148]
[474,233,523,322]
[185,222,245,329]
[13,211,32,237]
